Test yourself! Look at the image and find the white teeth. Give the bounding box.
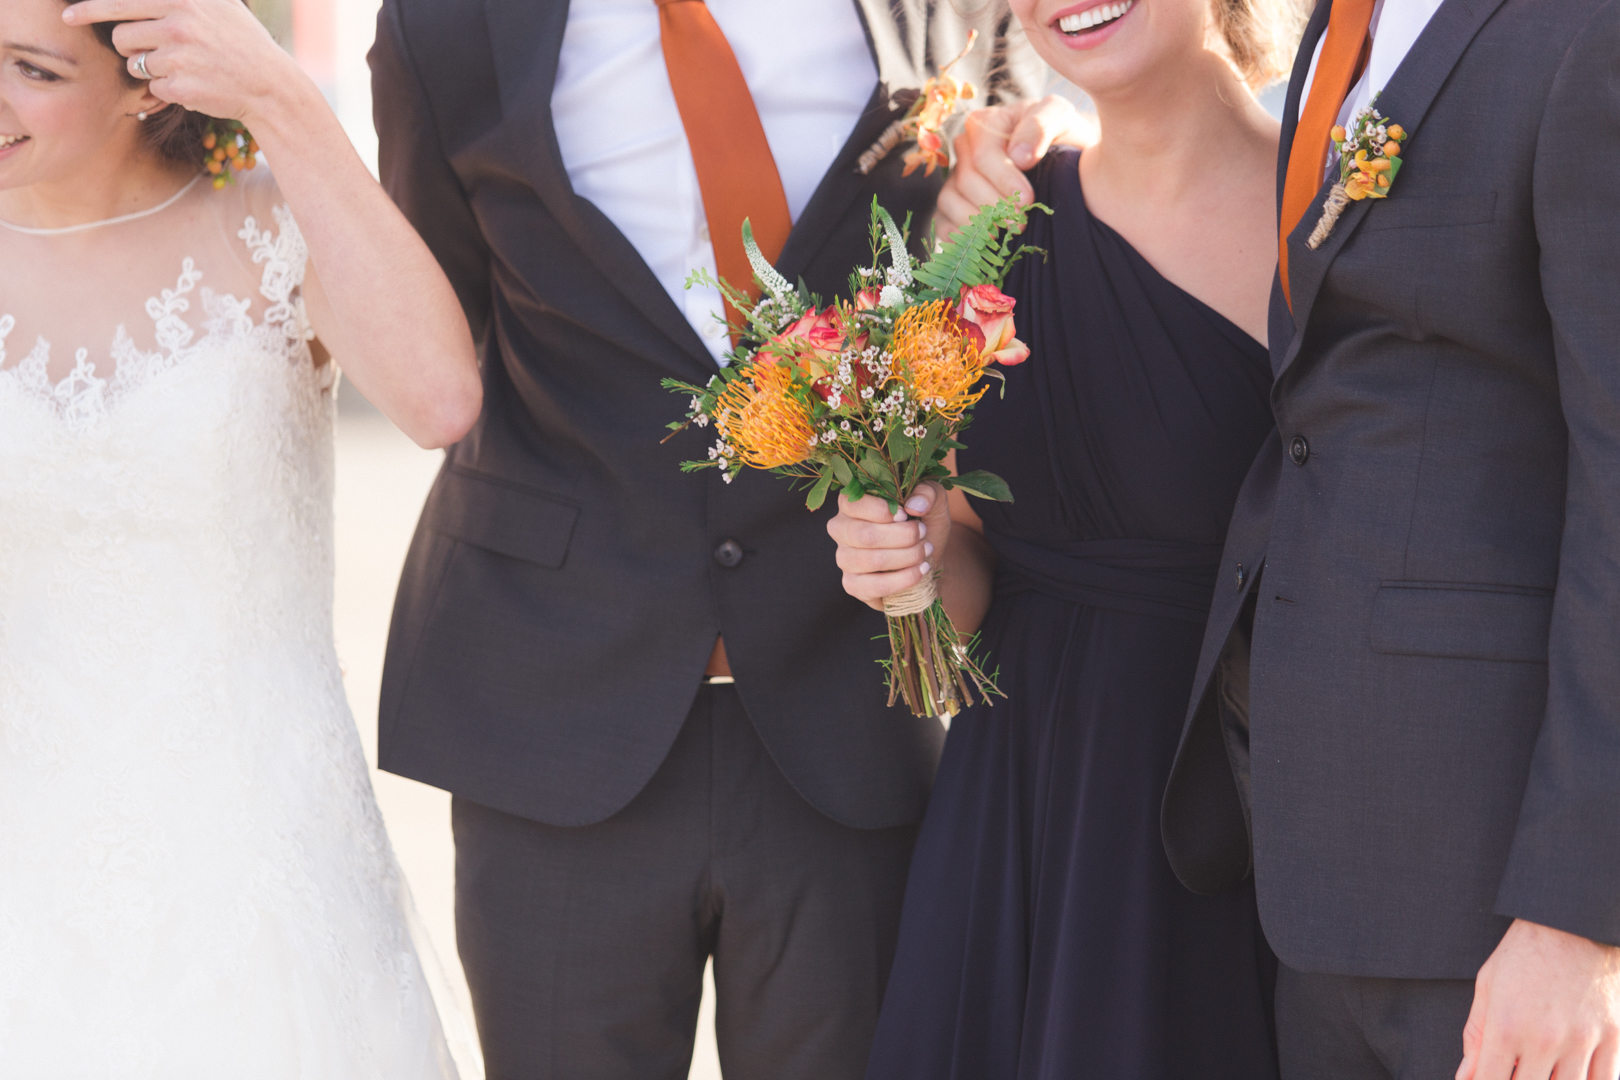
[1058,0,1132,33]
[0,135,26,148]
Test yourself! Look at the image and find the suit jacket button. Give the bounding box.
[1235,562,1246,591]
[1289,435,1310,466]
[714,539,744,568]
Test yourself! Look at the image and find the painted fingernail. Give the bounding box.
[917,522,927,540]
[905,496,929,514]
[893,510,908,522]
[918,561,931,574]
[925,542,935,557]
[1011,142,1033,164]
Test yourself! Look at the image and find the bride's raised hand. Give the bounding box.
[63,0,298,125]
[64,0,481,451]
[828,483,952,612]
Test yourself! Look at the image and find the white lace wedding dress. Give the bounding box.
[0,171,468,1077]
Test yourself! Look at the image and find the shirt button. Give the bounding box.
[1289,435,1310,466]
[714,539,744,568]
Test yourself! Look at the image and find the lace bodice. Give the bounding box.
[0,173,461,1076]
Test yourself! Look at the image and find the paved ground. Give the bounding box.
[332,409,722,1080]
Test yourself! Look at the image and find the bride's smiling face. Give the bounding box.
[0,0,158,191]
[1011,0,1216,100]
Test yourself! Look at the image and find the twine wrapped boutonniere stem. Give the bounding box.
[858,31,979,177]
[1308,100,1408,249]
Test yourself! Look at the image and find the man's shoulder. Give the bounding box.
[386,0,491,50]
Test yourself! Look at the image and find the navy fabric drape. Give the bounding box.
[864,149,1279,1079]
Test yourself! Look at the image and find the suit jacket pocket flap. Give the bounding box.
[1361,192,1497,232]
[430,467,580,569]
[1371,582,1552,663]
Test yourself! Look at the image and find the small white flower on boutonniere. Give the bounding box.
[1308,98,1410,249]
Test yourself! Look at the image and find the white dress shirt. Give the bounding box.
[552,0,878,362]
[1300,0,1447,171]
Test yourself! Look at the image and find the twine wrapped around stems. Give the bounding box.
[1307,183,1352,249]
[882,571,941,617]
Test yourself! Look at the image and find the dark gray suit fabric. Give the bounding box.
[1162,0,1620,979]
[452,686,918,1080]
[1275,966,1473,1080]
[368,0,1043,831]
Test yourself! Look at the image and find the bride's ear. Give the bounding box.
[130,96,174,122]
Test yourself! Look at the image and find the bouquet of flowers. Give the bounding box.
[663,195,1046,719]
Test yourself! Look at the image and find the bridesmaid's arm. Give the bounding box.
[827,452,997,636]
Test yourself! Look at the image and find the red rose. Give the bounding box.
[765,307,845,379]
[955,284,1029,366]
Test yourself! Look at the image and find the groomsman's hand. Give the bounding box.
[1457,919,1620,1080]
[937,96,1099,240]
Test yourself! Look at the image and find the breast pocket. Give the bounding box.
[1370,581,1553,664]
[1361,192,1497,232]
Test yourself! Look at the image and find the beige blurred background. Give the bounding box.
[255,0,722,1074]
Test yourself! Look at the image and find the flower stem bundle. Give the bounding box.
[664,195,1049,719]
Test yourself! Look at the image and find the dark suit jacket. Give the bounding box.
[369,0,1042,830]
[1162,0,1620,978]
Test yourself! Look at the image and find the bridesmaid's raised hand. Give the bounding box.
[828,482,952,611]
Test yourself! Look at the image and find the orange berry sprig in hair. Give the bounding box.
[202,119,261,190]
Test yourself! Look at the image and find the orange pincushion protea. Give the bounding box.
[891,300,991,421]
[715,363,816,469]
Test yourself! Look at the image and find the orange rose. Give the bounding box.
[955,284,1028,366]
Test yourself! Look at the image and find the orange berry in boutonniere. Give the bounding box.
[1308,97,1410,248]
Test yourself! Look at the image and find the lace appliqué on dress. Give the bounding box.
[0,208,315,434]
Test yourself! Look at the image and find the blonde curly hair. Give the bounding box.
[1211,0,1313,88]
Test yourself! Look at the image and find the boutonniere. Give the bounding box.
[1307,99,1409,249]
[858,31,979,177]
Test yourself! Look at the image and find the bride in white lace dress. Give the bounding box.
[0,0,483,1073]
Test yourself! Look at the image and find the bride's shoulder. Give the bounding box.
[229,168,294,231]
[217,169,307,262]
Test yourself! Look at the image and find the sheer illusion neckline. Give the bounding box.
[0,174,204,237]
[1059,149,1269,358]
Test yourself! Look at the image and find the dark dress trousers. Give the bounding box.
[1162,0,1620,1027]
[369,2,1042,1075]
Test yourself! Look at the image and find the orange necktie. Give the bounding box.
[656,0,794,340]
[1279,0,1376,308]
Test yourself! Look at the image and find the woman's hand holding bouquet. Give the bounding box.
[665,195,1045,719]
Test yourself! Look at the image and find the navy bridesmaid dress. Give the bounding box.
[864,149,1279,1079]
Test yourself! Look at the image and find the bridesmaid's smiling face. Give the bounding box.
[1011,0,1218,99]
[0,0,157,192]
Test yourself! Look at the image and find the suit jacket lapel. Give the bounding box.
[1267,0,1331,371]
[483,0,714,373]
[1275,0,1512,381]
